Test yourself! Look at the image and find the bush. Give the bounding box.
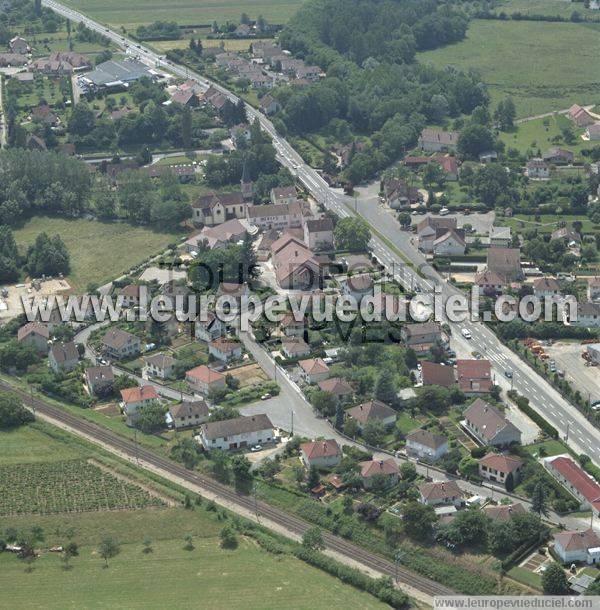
[507,391,558,439]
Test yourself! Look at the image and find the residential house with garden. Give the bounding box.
[456,359,492,395]
[101,328,141,361]
[300,439,342,469]
[418,480,463,507]
[120,385,159,426]
[405,429,449,461]
[478,453,523,487]
[544,455,600,516]
[553,529,600,565]
[17,322,50,353]
[345,399,396,430]
[48,341,79,373]
[169,400,209,430]
[186,364,226,395]
[359,459,399,489]
[143,353,176,380]
[462,399,522,447]
[297,358,330,384]
[198,414,274,451]
[84,365,114,396]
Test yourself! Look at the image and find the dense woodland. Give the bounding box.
[274,0,487,182]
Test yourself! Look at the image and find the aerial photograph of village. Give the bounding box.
[1,0,600,608]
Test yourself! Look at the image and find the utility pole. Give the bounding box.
[291,410,294,436]
[565,422,570,443]
[394,550,406,583]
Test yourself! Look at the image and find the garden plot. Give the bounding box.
[229,362,269,388]
[0,459,165,516]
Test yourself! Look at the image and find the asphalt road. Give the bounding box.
[41,0,600,468]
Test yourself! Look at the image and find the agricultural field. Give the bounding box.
[62,0,303,27]
[0,523,388,610]
[13,217,182,291]
[417,19,600,118]
[0,459,164,515]
[150,38,263,52]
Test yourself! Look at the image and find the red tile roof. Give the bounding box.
[120,385,158,404]
[301,439,342,460]
[421,361,455,388]
[456,359,492,393]
[547,456,600,512]
[360,458,399,478]
[479,453,523,474]
[186,365,225,385]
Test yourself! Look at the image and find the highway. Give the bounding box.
[0,377,452,602]
[42,0,600,466]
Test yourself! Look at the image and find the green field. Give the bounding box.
[0,424,84,466]
[0,530,387,610]
[499,113,591,156]
[494,0,599,18]
[418,19,600,118]
[13,217,181,291]
[62,0,303,27]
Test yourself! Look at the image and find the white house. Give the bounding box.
[418,481,463,507]
[143,353,176,380]
[297,358,330,384]
[303,217,334,251]
[571,302,600,328]
[208,337,243,362]
[300,439,342,469]
[544,455,600,515]
[120,385,159,426]
[345,400,396,430]
[554,529,600,565]
[462,399,522,446]
[432,229,466,257]
[281,337,310,359]
[199,414,274,451]
[186,365,226,395]
[533,277,561,300]
[169,400,209,430]
[48,341,79,373]
[405,429,449,461]
[359,459,399,489]
[525,158,550,179]
[195,312,223,343]
[478,453,523,486]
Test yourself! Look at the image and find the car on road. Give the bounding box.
[461,328,472,340]
[260,393,272,400]
[250,445,262,452]
[504,370,513,379]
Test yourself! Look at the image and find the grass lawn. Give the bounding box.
[498,213,600,235]
[395,412,422,435]
[0,509,388,610]
[61,0,303,27]
[523,439,568,459]
[13,217,182,291]
[507,566,543,591]
[500,114,589,156]
[0,423,85,466]
[418,19,600,118]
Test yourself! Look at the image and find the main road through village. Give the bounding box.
[46,0,600,468]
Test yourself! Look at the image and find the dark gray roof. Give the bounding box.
[201,414,273,439]
[85,365,114,383]
[50,341,79,364]
[102,328,138,350]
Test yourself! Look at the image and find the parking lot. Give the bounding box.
[545,341,600,404]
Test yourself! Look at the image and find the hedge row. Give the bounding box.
[507,390,559,439]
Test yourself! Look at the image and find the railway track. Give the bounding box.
[2,380,454,598]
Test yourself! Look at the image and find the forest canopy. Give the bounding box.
[276,0,487,182]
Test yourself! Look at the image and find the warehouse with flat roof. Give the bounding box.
[81,59,155,89]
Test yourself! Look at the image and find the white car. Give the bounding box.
[250,445,262,452]
[461,328,472,340]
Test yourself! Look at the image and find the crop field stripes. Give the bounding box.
[0,459,165,515]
